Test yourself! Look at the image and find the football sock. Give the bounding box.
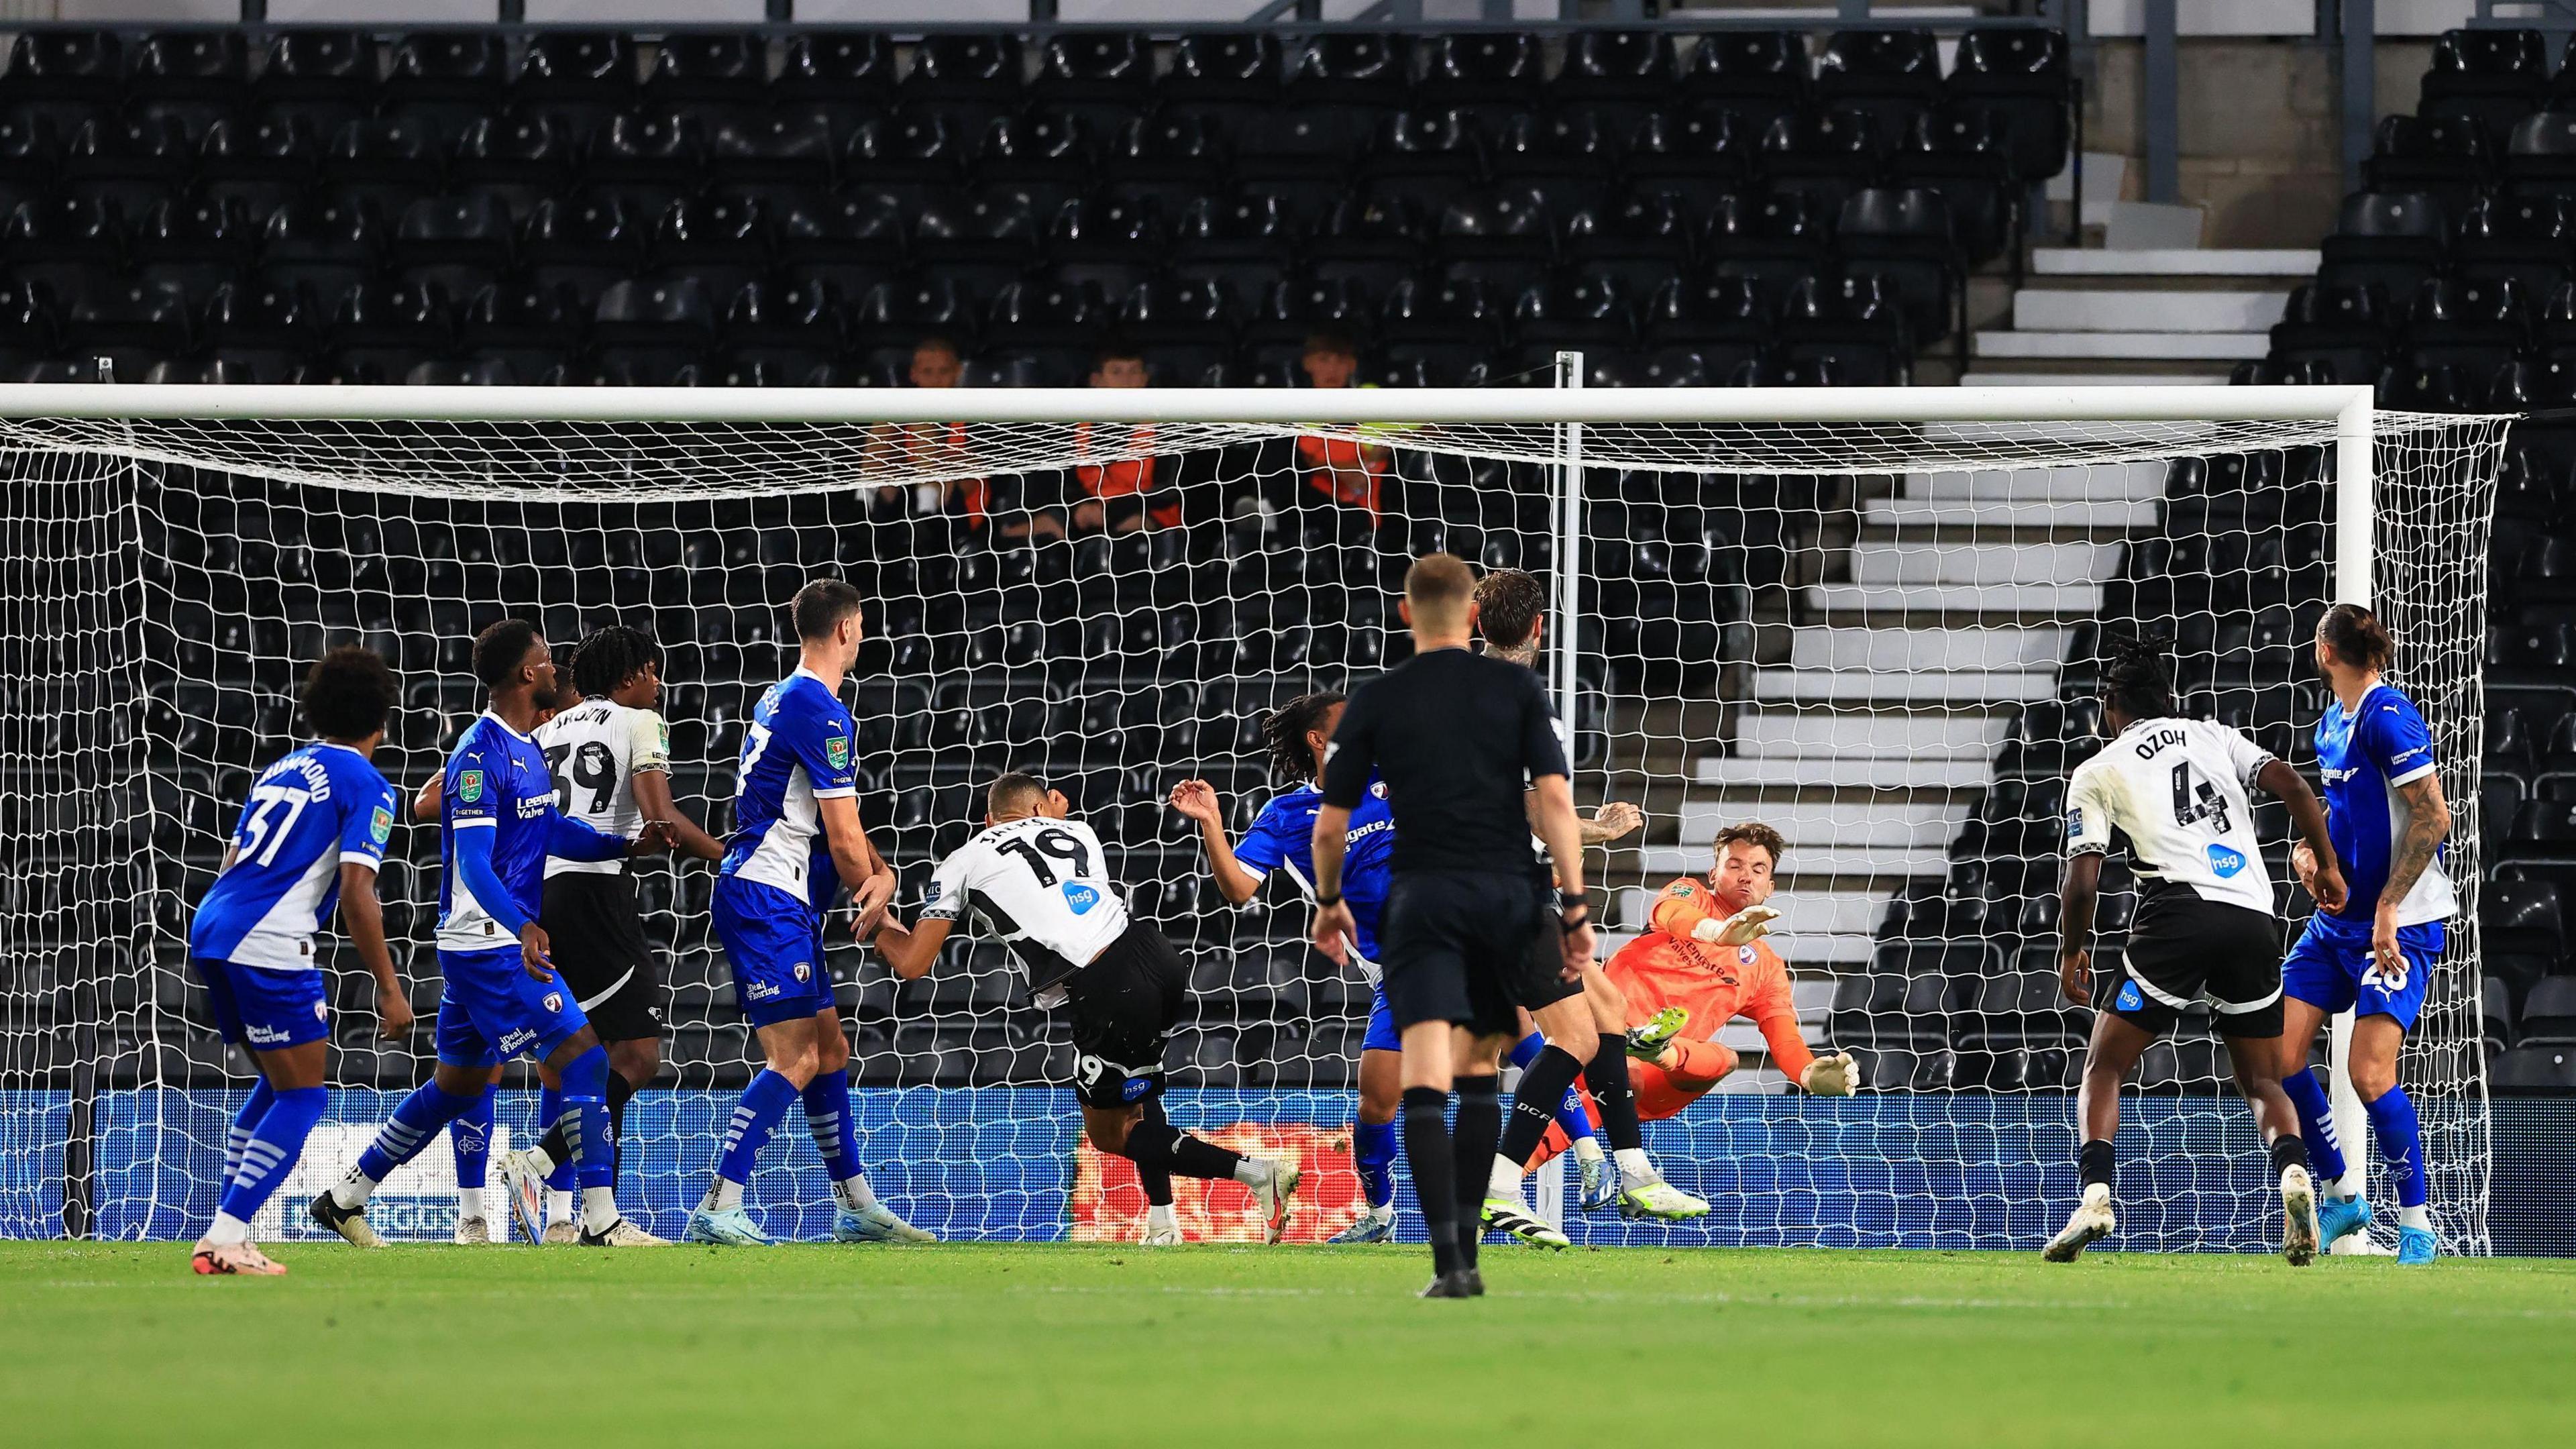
[558,1045,615,1195]
[537,1086,574,1192]
[223,1077,275,1187]
[1352,1118,1399,1210]
[2400,1204,2432,1232]
[1121,1119,1249,1183]
[2079,1138,2115,1194]
[547,1188,574,1224]
[342,1080,483,1205]
[451,1085,494,1216]
[2363,1083,2429,1210]
[209,1085,325,1243]
[2279,1067,2351,1189]
[1146,1203,1179,1234]
[1572,1135,1605,1166]
[801,1069,879,1212]
[1588,1034,1644,1152]
[2269,1134,2312,1177]
[1449,1074,1500,1273]
[1615,1146,1656,1181]
[1401,1085,1460,1277]
[1497,1044,1585,1173]
[708,1069,798,1207]
[1134,1098,1175,1208]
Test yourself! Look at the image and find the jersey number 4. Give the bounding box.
[545,741,619,815]
[999,827,1094,885]
[2170,760,2234,835]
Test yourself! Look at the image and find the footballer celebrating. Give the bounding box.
[877,773,1304,1241]
[684,580,926,1246]
[185,647,409,1275]
[313,621,672,1248]
[2047,636,2347,1265]
[2275,604,2458,1264]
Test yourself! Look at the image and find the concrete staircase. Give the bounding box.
[1968,248,2317,387]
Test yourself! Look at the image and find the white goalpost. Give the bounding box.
[0,382,2506,1252]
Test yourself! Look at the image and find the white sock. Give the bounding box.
[1230,1159,1273,1188]
[2080,1181,2112,1208]
[1364,1201,1395,1223]
[582,1185,619,1232]
[546,1188,574,1225]
[1572,1136,1605,1165]
[204,1211,251,1245]
[527,1146,558,1179]
[1488,1157,1524,1199]
[833,1175,881,1214]
[1146,1203,1178,1233]
[2399,1205,2431,1232]
[1614,1147,1655,1181]
[331,1170,378,1209]
[702,1177,744,1213]
[457,1187,484,1220]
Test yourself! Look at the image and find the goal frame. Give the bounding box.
[0,380,2449,1246]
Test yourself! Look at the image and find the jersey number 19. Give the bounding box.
[1000,827,1094,885]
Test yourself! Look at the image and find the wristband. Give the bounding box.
[1558,910,1591,936]
[1315,891,1342,909]
[1558,890,1589,913]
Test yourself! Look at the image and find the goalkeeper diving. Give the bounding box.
[1494,822,1858,1206]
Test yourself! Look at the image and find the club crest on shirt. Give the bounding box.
[1739,945,1756,965]
[542,992,563,1014]
[1371,780,1387,798]
[825,735,850,770]
[313,999,329,1022]
[792,961,812,982]
[459,769,485,804]
[370,806,394,845]
[1062,882,1100,915]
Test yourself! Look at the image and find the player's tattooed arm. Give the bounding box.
[2375,771,2452,971]
[336,862,413,1039]
[2056,851,2102,1007]
[1169,780,1262,905]
[1576,801,1644,845]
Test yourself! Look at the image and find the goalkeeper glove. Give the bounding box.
[1801,1051,1860,1097]
[1691,904,1780,947]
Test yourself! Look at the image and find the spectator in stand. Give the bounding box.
[866,336,1003,540]
[1291,331,1393,525]
[1032,344,1183,541]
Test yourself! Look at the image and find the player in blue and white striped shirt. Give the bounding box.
[2278,604,2459,1265]
[186,647,407,1276]
[312,621,672,1248]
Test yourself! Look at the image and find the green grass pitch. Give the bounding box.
[3,1241,2569,1446]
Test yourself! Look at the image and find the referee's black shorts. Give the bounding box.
[1378,868,1575,1038]
[539,871,664,1044]
[2108,884,2286,1040]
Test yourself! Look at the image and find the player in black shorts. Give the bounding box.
[1311,553,1599,1297]
[2049,636,2349,1265]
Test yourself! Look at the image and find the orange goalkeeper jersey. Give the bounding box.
[1605,876,1813,1079]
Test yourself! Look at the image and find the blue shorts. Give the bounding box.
[2282,916,2445,1030]
[712,876,834,1029]
[432,946,590,1067]
[194,957,329,1051]
[1362,985,1402,1055]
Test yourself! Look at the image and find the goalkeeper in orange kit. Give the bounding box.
[1519,822,1860,1183]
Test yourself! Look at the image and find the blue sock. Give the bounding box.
[714,1069,800,1189]
[2281,1067,2349,1185]
[539,1085,574,1191]
[356,1081,482,1183]
[802,1069,863,1185]
[225,1077,276,1185]
[1353,1118,1399,1210]
[1507,1032,1544,1071]
[557,1046,614,1191]
[2363,1083,2429,1209]
[450,1085,494,1190]
[217,1086,325,1226]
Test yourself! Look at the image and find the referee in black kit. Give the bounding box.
[1307,552,1598,1299]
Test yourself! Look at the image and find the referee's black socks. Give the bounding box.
[1118,1115,1244,1184]
[1449,1074,1499,1273]
[1401,1085,1462,1276]
[1497,1044,1586,1173]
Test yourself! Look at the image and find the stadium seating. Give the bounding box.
[0,25,2074,388]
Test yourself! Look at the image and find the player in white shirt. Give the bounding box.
[2046,636,2349,1265]
[870,772,1303,1244]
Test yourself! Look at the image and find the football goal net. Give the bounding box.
[0,381,2507,1252]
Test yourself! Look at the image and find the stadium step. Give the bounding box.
[1752,668,2056,705]
[1863,495,2156,532]
[2028,247,2320,277]
[1638,844,1949,881]
[1972,330,2269,361]
[1735,712,2007,760]
[1809,582,2106,619]
[1908,463,2164,502]
[1788,626,2072,674]
[1848,540,2119,588]
[1677,798,1960,851]
[1695,755,1993,792]
[1962,370,2237,386]
[2011,288,2292,334]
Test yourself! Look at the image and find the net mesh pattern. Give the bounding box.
[0,402,2508,1251]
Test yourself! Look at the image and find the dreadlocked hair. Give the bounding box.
[571,624,661,700]
[1262,692,1346,782]
[2100,633,2177,720]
